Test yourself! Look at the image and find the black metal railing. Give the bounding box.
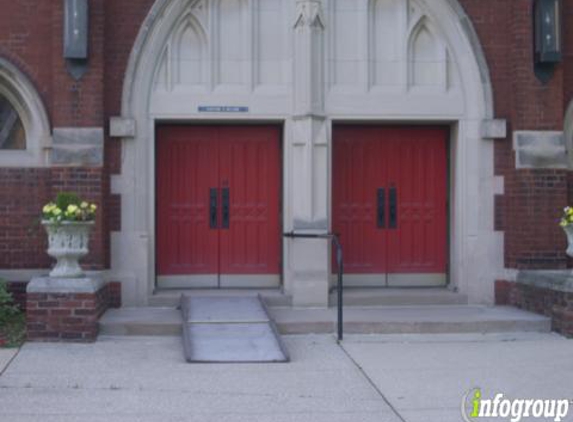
[283,231,344,342]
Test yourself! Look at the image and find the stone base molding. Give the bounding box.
[26,276,110,342]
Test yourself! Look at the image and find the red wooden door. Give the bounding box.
[333,126,448,287]
[156,126,281,288]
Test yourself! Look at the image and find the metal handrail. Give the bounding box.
[283,231,344,342]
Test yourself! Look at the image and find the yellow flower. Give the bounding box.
[90,204,97,211]
[53,208,62,215]
[67,204,79,213]
[81,202,88,209]
[561,220,568,227]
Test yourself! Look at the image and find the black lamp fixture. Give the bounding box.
[534,0,562,83]
[63,0,89,80]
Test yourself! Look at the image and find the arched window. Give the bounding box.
[0,58,50,166]
[0,94,26,150]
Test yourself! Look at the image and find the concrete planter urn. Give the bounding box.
[43,221,94,278]
[563,225,573,258]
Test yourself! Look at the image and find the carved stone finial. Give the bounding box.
[294,0,325,30]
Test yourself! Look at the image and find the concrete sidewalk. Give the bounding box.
[0,333,572,421]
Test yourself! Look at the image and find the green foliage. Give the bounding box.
[55,192,81,210]
[42,192,98,223]
[0,280,19,326]
[0,280,24,348]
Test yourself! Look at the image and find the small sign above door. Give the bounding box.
[198,106,249,113]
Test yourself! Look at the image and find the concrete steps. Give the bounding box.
[148,287,467,308]
[148,289,292,308]
[329,288,467,306]
[99,305,551,337]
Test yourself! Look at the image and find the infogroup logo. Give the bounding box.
[461,388,571,422]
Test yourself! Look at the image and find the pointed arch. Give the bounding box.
[406,16,447,89]
[0,57,51,166]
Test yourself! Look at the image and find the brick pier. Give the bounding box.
[26,276,110,342]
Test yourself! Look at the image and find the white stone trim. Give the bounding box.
[513,130,567,169]
[27,276,106,294]
[481,119,507,139]
[109,117,136,138]
[0,58,51,167]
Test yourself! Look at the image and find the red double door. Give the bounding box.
[156,126,281,288]
[333,126,448,287]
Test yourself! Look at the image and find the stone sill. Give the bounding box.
[516,270,573,293]
[27,275,106,294]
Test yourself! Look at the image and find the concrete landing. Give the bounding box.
[270,305,551,334]
[100,305,551,337]
[329,288,467,306]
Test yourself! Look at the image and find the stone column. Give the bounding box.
[288,0,330,307]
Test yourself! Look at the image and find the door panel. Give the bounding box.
[333,128,387,275]
[386,128,447,277]
[156,126,219,286]
[219,126,281,277]
[333,126,447,287]
[156,125,281,289]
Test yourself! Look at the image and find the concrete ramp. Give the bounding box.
[180,295,289,363]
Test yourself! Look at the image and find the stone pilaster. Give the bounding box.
[288,0,330,307]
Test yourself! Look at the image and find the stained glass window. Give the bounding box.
[0,94,25,150]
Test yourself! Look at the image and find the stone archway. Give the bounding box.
[111,0,500,307]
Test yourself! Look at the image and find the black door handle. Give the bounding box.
[222,187,230,229]
[389,186,397,229]
[377,188,385,228]
[209,188,218,229]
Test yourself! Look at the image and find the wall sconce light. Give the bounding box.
[534,0,561,83]
[63,0,89,80]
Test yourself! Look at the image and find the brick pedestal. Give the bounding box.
[26,276,109,342]
[496,270,573,338]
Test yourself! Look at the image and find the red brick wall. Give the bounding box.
[1,0,573,273]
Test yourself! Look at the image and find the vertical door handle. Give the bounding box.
[377,188,386,228]
[222,187,230,229]
[389,186,398,229]
[209,188,218,229]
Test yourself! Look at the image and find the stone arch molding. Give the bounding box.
[121,0,494,119]
[114,0,501,306]
[0,58,51,166]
